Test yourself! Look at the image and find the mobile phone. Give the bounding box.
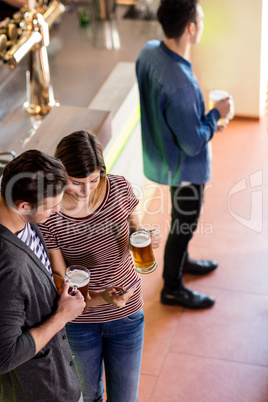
[118,278,141,296]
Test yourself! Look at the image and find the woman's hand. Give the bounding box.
[101,286,137,308]
[150,229,161,249]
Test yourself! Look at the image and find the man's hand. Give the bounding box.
[56,281,86,322]
[214,97,231,119]
[216,122,228,132]
[28,281,85,355]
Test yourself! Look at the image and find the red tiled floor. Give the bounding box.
[142,301,183,376]
[138,374,158,402]
[170,289,268,366]
[137,117,268,401]
[150,354,268,402]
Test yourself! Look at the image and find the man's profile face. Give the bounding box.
[26,192,63,224]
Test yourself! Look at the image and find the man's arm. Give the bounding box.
[166,85,220,156]
[28,281,85,354]
[0,254,85,375]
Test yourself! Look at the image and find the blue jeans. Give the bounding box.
[66,309,145,402]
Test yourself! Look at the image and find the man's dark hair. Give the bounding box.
[157,0,199,39]
[1,149,67,207]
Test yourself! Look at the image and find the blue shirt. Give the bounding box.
[136,40,221,186]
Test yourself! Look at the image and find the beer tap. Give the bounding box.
[1,1,65,116]
[0,19,19,57]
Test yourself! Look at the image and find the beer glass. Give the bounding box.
[208,89,235,127]
[65,265,90,312]
[130,229,157,274]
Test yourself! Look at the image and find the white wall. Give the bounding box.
[191,0,267,118]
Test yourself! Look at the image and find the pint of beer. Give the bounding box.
[130,230,157,274]
[65,265,90,312]
[208,89,234,126]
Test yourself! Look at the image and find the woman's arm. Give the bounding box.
[47,249,67,294]
[48,249,133,307]
[48,249,67,278]
[127,208,143,235]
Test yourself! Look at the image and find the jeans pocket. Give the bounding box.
[125,308,144,322]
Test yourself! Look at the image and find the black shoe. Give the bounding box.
[183,257,218,275]
[161,285,215,309]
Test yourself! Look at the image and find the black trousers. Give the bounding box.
[163,184,204,291]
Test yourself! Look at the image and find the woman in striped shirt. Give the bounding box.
[39,130,161,402]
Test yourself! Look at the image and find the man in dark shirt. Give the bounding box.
[0,150,85,401]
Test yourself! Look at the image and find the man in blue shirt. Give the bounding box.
[136,0,231,308]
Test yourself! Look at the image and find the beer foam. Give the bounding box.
[131,233,151,248]
[67,270,90,287]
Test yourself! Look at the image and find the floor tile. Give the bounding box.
[141,301,183,376]
[138,374,157,402]
[170,288,268,366]
[150,353,268,402]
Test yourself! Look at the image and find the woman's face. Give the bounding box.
[66,170,101,201]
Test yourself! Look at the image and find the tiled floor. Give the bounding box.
[138,118,268,402]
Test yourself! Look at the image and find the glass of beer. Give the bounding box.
[65,265,90,313]
[130,229,157,274]
[208,89,235,126]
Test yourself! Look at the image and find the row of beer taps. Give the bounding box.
[0,0,65,115]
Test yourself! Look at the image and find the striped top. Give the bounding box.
[17,223,53,278]
[39,175,143,323]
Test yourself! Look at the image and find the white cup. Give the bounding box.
[208,89,235,126]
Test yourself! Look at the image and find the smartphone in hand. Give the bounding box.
[117,278,141,296]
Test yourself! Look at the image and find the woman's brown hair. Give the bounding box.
[55,130,107,206]
[55,130,106,178]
